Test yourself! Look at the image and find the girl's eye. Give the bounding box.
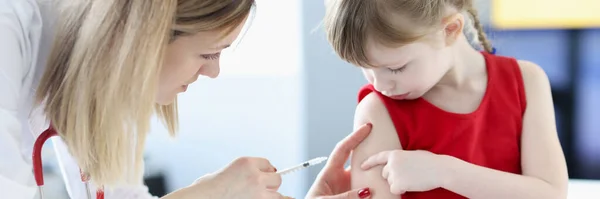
[201,52,221,60]
[388,66,406,74]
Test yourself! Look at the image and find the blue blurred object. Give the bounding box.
[575,29,600,178]
[489,29,571,90]
[486,27,600,179]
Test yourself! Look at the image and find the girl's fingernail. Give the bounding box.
[366,123,372,128]
[358,188,371,198]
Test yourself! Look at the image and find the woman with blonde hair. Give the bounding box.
[0,0,374,198]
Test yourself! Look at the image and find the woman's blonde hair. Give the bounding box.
[36,0,254,187]
[324,0,492,68]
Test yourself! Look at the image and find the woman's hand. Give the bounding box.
[360,150,450,195]
[306,123,373,199]
[164,157,290,199]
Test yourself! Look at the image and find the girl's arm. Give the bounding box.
[441,60,568,199]
[350,92,402,199]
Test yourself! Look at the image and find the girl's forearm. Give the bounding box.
[441,156,565,199]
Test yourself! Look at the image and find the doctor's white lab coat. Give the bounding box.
[0,0,158,198]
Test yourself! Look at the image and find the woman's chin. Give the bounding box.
[155,94,177,105]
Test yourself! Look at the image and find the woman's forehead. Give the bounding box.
[173,24,244,51]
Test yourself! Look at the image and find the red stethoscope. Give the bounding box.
[33,124,105,199]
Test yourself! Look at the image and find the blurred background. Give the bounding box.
[40,0,599,198]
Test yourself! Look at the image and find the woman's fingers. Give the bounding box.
[253,157,278,172]
[326,123,372,169]
[262,172,283,190]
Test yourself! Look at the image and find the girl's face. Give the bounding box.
[362,15,466,100]
[156,19,246,105]
[363,35,453,100]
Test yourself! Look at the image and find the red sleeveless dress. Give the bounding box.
[357,52,526,198]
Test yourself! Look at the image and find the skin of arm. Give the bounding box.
[351,92,402,199]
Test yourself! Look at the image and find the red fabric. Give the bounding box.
[357,52,527,198]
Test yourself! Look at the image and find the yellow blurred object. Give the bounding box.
[491,0,600,29]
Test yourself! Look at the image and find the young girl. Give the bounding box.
[323,0,568,198]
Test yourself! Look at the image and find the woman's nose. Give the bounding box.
[199,62,220,79]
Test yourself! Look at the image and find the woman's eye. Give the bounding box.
[201,52,221,60]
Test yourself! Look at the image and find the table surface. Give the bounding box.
[568,179,600,199]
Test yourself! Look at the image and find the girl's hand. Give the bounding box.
[361,150,450,195]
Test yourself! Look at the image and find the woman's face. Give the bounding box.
[157,20,246,105]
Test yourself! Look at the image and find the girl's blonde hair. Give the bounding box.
[36,0,254,187]
[324,0,492,67]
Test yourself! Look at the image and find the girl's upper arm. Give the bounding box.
[518,60,569,195]
[351,92,402,199]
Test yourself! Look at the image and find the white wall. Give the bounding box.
[146,77,305,197]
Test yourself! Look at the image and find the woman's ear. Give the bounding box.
[442,13,465,47]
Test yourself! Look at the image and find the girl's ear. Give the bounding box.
[442,13,465,47]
